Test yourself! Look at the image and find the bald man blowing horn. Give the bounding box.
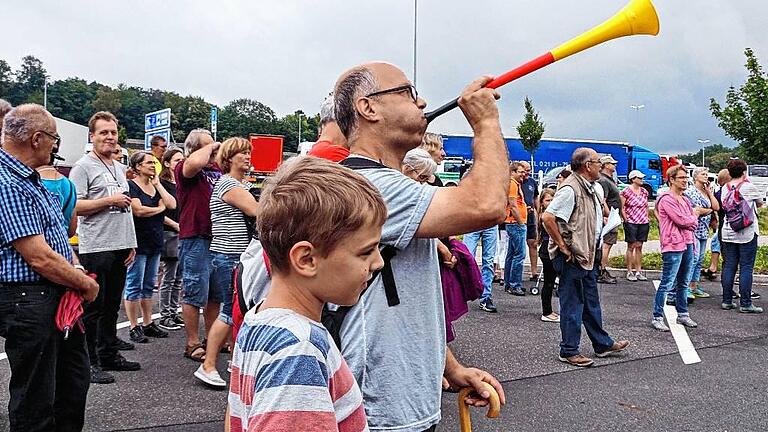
[0,104,99,432]
[333,62,508,432]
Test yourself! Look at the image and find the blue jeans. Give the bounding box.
[552,253,614,357]
[211,252,240,325]
[125,253,161,301]
[653,244,693,318]
[722,235,758,307]
[710,233,720,254]
[180,237,214,308]
[463,227,498,301]
[688,237,708,284]
[504,224,527,290]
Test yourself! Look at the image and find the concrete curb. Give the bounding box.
[522,264,768,284]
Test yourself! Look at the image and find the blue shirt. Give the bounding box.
[41,176,77,224]
[0,149,73,283]
[522,177,538,207]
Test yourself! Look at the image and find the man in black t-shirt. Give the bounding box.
[595,155,620,284]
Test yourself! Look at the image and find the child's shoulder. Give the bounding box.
[240,308,333,358]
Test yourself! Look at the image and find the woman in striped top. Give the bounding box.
[194,137,259,388]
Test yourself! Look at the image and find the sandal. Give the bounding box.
[220,342,232,354]
[184,343,206,362]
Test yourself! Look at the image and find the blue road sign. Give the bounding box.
[210,107,218,137]
[145,128,171,150]
[145,108,171,132]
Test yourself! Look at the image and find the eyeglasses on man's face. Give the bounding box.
[366,84,418,103]
[37,130,61,147]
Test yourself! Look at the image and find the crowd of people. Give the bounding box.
[0,56,764,432]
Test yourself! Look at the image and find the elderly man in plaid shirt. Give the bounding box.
[0,104,99,432]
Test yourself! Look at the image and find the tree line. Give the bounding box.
[0,55,318,152]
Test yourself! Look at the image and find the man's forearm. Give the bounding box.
[444,346,461,375]
[75,197,111,216]
[31,249,95,292]
[462,125,508,212]
[542,216,565,248]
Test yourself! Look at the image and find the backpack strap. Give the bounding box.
[339,156,391,170]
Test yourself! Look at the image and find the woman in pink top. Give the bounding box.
[620,170,650,281]
[651,165,707,332]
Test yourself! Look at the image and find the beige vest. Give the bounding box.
[548,173,600,271]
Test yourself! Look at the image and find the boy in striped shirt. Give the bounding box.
[228,156,387,432]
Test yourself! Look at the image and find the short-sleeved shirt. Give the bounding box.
[229,307,368,432]
[521,176,538,207]
[504,179,527,224]
[546,180,605,246]
[151,155,162,176]
[128,180,164,255]
[621,187,649,224]
[721,180,761,244]
[69,154,137,253]
[41,176,78,226]
[174,160,221,239]
[596,173,621,209]
[210,175,252,255]
[338,163,443,431]
[684,187,712,240]
[0,149,72,282]
[308,140,350,163]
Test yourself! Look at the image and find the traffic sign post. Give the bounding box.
[144,129,171,151]
[210,106,218,141]
[144,108,172,151]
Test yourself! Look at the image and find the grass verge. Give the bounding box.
[608,245,768,273]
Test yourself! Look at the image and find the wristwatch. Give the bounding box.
[74,264,86,272]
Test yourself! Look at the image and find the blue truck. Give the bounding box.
[441,134,664,196]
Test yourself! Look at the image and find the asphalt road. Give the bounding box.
[1,276,767,432]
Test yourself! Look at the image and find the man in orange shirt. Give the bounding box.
[504,161,528,295]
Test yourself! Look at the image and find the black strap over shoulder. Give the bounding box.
[339,156,390,170]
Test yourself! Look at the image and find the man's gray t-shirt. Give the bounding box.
[339,166,443,432]
[70,154,137,253]
[546,181,605,246]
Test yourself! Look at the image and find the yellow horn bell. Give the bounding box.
[550,0,660,61]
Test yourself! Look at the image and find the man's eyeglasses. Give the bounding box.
[675,175,689,180]
[37,130,61,146]
[366,84,418,103]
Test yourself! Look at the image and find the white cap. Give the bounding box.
[628,170,645,180]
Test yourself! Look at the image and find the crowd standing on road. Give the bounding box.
[0,67,766,432]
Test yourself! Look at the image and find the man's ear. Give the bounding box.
[287,241,318,277]
[356,97,379,123]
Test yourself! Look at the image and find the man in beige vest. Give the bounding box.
[541,147,629,367]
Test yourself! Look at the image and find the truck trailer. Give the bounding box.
[441,134,664,196]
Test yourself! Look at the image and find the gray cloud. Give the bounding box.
[2,0,766,154]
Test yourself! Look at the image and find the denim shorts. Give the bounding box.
[211,252,239,325]
[710,234,721,254]
[125,253,161,301]
[180,238,214,308]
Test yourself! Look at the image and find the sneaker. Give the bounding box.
[90,366,115,384]
[111,337,135,351]
[686,291,695,304]
[143,322,169,338]
[504,286,513,295]
[595,340,630,358]
[626,272,637,282]
[194,365,227,388]
[739,305,764,314]
[101,353,141,371]
[158,317,182,331]
[721,302,737,310]
[635,271,648,281]
[651,318,670,332]
[227,360,232,373]
[676,315,698,328]
[751,291,761,300]
[172,314,185,327]
[558,354,594,367]
[692,288,711,299]
[129,326,149,343]
[541,313,560,323]
[598,269,617,284]
[511,288,526,296]
[479,299,498,313]
[733,292,740,299]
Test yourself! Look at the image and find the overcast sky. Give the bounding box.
[3,0,766,154]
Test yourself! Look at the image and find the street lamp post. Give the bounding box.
[697,139,710,166]
[629,104,645,146]
[296,111,303,148]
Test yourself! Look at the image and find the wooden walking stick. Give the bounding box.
[458,382,501,432]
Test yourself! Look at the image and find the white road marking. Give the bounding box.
[653,280,702,365]
[1,308,184,362]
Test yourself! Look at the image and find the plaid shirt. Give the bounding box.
[0,148,72,283]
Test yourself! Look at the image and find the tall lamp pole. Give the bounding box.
[296,111,303,147]
[629,104,645,146]
[697,139,710,166]
[413,0,418,86]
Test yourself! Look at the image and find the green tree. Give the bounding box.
[710,48,768,164]
[218,98,278,140]
[10,55,47,105]
[516,96,545,167]
[91,86,122,115]
[47,78,98,125]
[0,60,13,99]
[678,143,738,172]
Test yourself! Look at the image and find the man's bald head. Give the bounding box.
[2,104,55,146]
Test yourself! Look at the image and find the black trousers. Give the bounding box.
[539,243,557,316]
[0,284,90,432]
[80,248,130,365]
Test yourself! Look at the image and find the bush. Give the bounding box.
[609,245,768,274]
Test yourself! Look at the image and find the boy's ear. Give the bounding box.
[287,241,319,277]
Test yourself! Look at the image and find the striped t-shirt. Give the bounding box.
[229,307,368,432]
[210,175,252,254]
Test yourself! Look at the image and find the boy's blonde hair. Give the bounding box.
[217,137,251,173]
[257,156,387,273]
